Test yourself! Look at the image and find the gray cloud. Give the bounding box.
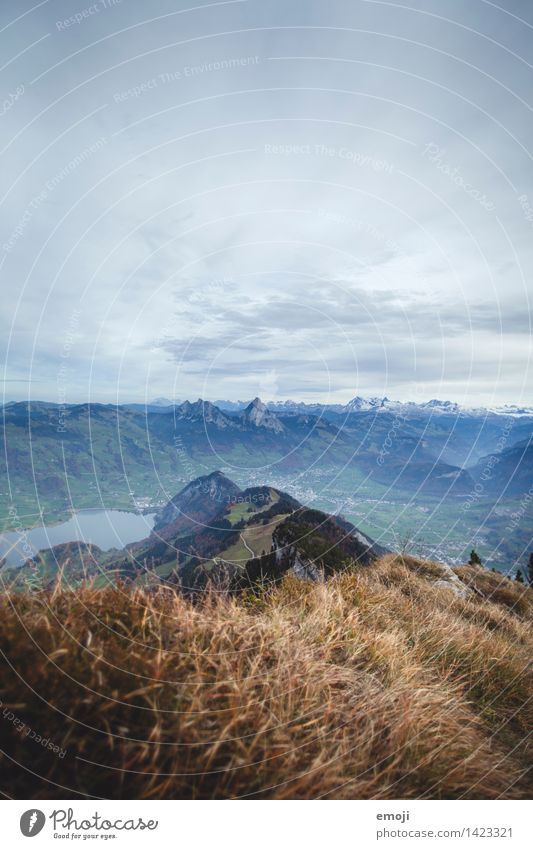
[1,0,532,405]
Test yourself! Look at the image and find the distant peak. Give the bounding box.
[176,399,235,428]
[241,396,284,433]
[248,396,265,409]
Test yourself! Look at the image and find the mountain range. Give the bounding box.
[1,396,531,572]
[162,396,533,418]
[116,394,533,417]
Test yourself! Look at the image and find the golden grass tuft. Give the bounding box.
[0,555,531,799]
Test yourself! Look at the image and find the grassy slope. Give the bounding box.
[0,554,531,800]
[209,515,288,566]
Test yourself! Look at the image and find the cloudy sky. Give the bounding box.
[1,0,532,406]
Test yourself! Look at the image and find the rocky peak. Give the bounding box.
[241,397,284,433]
[177,399,233,428]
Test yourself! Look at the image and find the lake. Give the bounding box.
[0,509,156,567]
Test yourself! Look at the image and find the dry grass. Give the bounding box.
[0,555,531,799]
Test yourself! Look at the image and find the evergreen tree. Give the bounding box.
[515,568,524,583]
[469,549,482,566]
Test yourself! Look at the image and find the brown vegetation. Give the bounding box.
[0,555,531,799]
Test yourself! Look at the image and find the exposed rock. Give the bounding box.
[433,578,473,598]
[287,550,325,582]
[240,397,285,433]
[177,400,235,429]
[431,563,474,598]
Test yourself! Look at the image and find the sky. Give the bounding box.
[1,0,532,406]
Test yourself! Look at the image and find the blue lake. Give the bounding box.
[0,509,156,567]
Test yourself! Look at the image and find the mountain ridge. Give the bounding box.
[9,471,387,592]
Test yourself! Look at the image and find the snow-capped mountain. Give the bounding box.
[153,395,533,418]
[262,397,533,418]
